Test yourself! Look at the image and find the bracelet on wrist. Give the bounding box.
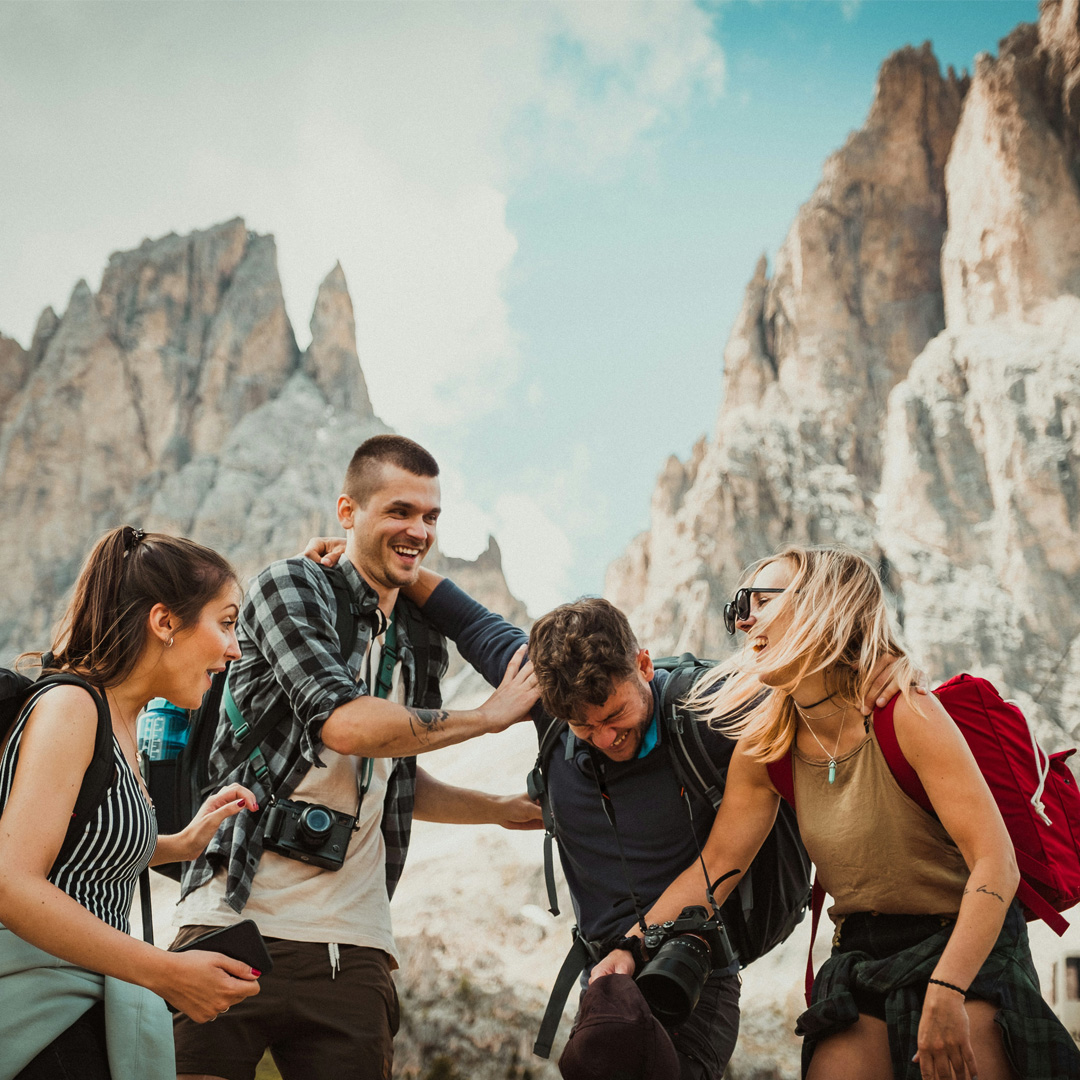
[927,977,968,998]
[610,936,647,974]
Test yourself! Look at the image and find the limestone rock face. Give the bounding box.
[881,300,1080,743]
[942,2,1080,326]
[607,42,967,660]
[0,220,518,665]
[303,262,374,416]
[607,3,1080,742]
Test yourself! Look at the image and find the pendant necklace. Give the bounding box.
[796,702,848,785]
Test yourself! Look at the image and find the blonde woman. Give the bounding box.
[591,546,1079,1080]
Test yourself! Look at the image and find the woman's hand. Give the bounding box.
[589,948,637,983]
[300,536,346,567]
[913,983,979,1079]
[153,784,258,865]
[156,949,261,1023]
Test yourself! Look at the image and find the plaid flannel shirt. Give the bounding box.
[797,901,1080,1079]
[179,556,448,912]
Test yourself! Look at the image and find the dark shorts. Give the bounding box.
[667,970,741,1080]
[171,926,400,1080]
[835,911,957,1021]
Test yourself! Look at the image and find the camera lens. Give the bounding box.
[636,935,712,1027]
[298,805,334,849]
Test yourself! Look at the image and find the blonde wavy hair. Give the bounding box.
[691,545,918,763]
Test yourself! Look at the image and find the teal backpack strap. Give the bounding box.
[224,676,271,785]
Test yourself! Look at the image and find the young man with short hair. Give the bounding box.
[171,435,539,1080]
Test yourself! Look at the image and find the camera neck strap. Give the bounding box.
[585,744,738,940]
[584,745,650,937]
[356,612,398,799]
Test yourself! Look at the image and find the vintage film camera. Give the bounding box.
[636,904,737,1027]
[262,797,356,871]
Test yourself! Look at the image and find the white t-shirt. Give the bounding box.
[174,633,402,965]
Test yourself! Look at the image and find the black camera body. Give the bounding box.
[636,905,736,1027]
[262,797,355,871]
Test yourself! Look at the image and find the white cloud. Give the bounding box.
[0,2,725,432]
[0,2,722,606]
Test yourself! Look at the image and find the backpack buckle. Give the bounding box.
[526,766,546,802]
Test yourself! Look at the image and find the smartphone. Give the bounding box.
[171,917,274,994]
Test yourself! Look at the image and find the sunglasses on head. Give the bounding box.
[723,588,786,635]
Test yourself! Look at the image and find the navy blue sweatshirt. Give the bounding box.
[425,579,719,946]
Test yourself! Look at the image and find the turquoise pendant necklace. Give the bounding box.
[798,706,847,785]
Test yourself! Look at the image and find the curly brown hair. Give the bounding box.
[528,598,640,721]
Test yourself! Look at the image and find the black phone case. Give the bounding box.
[174,919,274,975]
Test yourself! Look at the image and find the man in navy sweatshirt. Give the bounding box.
[405,569,742,1080]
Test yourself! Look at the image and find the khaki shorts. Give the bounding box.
[171,926,400,1080]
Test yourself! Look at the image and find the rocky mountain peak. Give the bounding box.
[302,261,374,417]
[0,221,521,663]
[943,1,1080,325]
[607,4,1080,744]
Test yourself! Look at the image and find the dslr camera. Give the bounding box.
[636,905,736,1027]
[263,797,356,871]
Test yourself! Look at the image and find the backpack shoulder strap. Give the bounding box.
[527,715,567,917]
[657,657,728,810]
[766,750,796,807]
[872,694,933,815]
[322,563,360,660]
[23,675,115,870]
[394,596,437,708]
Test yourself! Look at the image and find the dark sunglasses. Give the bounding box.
[723,588,786,635]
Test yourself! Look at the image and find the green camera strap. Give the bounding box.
[357,612,398,795]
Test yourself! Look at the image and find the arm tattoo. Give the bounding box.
[964,884,1006,904]
[407,708,449,744]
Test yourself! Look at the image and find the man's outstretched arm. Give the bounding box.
[321,644,537,757]
[412,766,543,830]
[302,540,527,693]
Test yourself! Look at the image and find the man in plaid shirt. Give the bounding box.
[171,435,540,1080]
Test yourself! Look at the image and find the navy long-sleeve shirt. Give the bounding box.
[425,579,720,946]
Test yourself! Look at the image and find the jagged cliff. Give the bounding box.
[606,0,1080,744]
[0,219,520,664]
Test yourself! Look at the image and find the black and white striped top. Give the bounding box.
[0,686,157,934]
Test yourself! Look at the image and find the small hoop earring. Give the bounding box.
[166,637,174,648]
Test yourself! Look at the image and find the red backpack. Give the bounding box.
[767,674,1080,1002]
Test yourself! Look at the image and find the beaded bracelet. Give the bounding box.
[927,977,968,997]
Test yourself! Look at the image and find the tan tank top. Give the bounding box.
[793,727,969,920]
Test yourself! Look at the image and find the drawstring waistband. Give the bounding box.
[328,942,340,979]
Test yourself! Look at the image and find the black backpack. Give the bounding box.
[148,564,432,880]
[0,668,115,874]
[528,654,811,1057]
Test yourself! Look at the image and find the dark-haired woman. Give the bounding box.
[0,526,262,1080]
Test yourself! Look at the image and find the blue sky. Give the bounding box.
[0,1,1038,612]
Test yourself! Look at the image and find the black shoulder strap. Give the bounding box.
[323,563,361,659]
[656,658,729,810]
[394,597,434,708]
[28,675,116,872]
[527,715,567,917]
